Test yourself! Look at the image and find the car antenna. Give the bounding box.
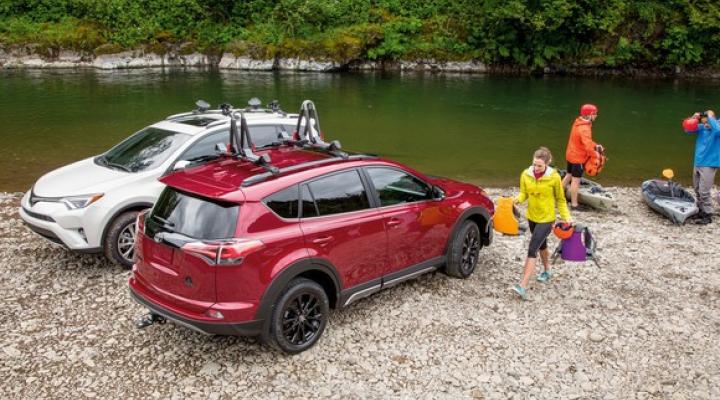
[221,103,279,175]
[290,100,347,159]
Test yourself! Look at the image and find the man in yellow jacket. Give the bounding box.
[513,147,572,300]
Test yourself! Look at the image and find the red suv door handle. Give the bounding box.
[312,236,334,245]
[386,218,401,227]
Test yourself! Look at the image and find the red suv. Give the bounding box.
[129,102,494,353]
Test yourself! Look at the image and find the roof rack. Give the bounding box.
[280,100,347,159]
[165,98,287,122]
[240,154,377,187]
[220,103,279,175]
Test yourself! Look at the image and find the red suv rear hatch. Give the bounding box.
[134,187,240,314]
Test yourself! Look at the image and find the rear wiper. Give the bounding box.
[151,214,175,227]
[153,231,194,248]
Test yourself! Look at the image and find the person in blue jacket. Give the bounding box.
[683,110,720,224]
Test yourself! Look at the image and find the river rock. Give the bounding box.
[218,54,275,70]
[93,51,164,69]
[589,332,605,342]
[0,188,719,398]
[277,57,342,72]
[399,59,487,73]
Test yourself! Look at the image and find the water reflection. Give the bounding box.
[0,68,717,191]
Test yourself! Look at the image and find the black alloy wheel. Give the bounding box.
[460,225,481,275]
[444,220,482,279]
[265,278,329,354]
[282,292,323,346]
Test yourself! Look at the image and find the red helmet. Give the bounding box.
[580,104,598,116]
[682,117,699,132]
[553,222,575,240]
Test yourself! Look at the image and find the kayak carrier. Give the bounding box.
[279,100,347,159]
[168,99,362,182]
[219,103,279,175]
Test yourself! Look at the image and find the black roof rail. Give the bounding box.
[240,154,377,187]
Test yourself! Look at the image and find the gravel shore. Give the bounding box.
[1,188,718,399]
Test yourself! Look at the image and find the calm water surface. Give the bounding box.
[0,69,717,192]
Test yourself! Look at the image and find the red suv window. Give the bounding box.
[263,185,300,219]
[304,170,371,217]
[365,167,432,206]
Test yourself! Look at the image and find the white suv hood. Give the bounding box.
[33,157,140,197]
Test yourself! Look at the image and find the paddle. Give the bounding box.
[662,168,675,198]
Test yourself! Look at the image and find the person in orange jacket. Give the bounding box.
[562,104,604,210]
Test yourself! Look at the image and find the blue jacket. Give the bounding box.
[687,116,720,167]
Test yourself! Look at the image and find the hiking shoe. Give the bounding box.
[512,284,528,300]
[688,212,703,220]
[537,270,553,282]
[694,215,712,225]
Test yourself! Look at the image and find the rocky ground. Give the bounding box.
[0,188,718,399]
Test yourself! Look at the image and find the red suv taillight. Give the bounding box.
[134,211,147,262]
[136,211,146,233]
[181,239,265,266]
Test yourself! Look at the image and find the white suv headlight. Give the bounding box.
[61,194,104,210]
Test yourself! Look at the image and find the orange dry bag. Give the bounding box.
[584,149,607,177]
[493,197,524,235]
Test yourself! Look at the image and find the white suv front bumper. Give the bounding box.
[18,191,103,252]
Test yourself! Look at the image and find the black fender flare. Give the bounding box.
[255,257,342,328]
[100,202,154,244]
[445,206,492,254]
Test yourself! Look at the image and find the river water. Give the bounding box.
[0,69,715,192]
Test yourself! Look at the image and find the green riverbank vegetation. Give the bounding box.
[2,0,720,71]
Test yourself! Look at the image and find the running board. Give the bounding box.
[341,256,445,307]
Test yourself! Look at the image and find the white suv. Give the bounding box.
[19,99,299,267]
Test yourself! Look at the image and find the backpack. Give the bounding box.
[551,224,599,267]
[584,149,606,177]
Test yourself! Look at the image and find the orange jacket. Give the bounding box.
[565,117,597,164]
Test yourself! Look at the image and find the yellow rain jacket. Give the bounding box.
[515,166,571,223]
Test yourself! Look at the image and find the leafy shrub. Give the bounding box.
[1,0,719,68]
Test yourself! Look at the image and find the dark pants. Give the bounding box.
[693,167,717,214]
[567,162,584,178]
[528,221,552,258]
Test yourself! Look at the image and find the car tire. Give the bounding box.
[445,220,482,279]
[103,211,140,269]
[264,278,329,354]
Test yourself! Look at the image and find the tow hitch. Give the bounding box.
[135,313,166,329]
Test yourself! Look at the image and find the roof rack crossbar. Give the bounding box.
[240,154,377,187]
[166,98,286,121]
